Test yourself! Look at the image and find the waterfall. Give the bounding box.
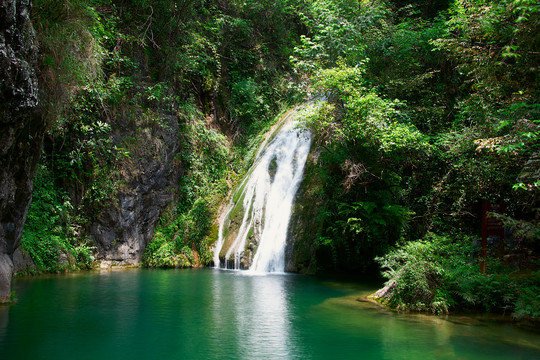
[213,114,312,273]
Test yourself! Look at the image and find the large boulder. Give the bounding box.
[12,247,34,274]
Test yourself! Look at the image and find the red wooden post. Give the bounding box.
[481,201,505,273]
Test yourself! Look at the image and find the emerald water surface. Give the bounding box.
[1,269,539,359]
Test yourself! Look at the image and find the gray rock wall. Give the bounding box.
[90,116,182,266]
[0,0,42,302]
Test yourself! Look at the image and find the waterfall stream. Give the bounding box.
[213,113,312,273]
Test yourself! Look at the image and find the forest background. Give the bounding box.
[18,0,539,320]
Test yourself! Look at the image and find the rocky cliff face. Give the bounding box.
[90,116,182,267]
[0,0,42,302]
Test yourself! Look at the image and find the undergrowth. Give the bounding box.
[20,165,95,273]
[376,232,540,321]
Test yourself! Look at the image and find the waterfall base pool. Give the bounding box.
[1,268,539,359]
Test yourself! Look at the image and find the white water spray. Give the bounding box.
[213,115,312,273]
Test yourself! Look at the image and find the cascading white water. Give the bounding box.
[213,116,312,273]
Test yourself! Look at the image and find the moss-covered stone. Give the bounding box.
[285,152,327,274]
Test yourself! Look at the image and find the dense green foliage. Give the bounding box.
[292,0,539,319]
[376,233,540,319]
[21,165,95,273]
[20,0,538,320]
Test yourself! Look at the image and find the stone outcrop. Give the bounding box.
[0,0,42,302]
[90,115,182,266]
[285,154,324,274]
[12,247,34,273]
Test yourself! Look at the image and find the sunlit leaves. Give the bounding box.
[291,0,388,73]
[306,63,429,155]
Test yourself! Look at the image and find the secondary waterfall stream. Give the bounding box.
[213,111,312,273]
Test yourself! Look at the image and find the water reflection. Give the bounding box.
[3,269,540,359]
[0,305,8,343]
[308,293,540,359]
[211,270,304,359]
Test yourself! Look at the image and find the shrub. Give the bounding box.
[375,232,539,317]
[143,241,191,269]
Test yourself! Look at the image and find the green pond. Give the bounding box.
[1,268,539,359]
